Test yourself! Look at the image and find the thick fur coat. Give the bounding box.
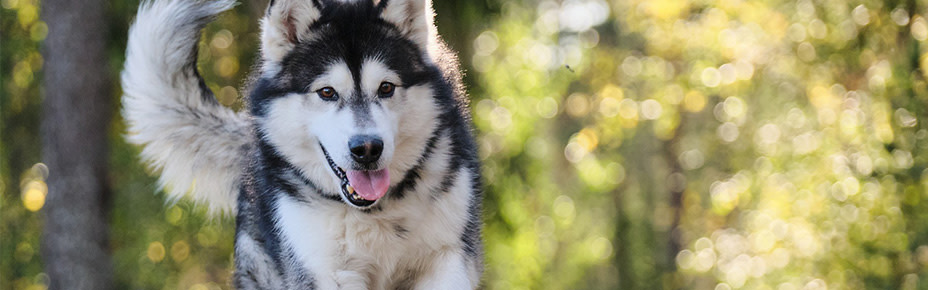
[121,0,483,288]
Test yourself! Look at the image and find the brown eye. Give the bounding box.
[317,87,337,100]
[378,82,395,98]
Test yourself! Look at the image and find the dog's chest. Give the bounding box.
[274,188,470,289]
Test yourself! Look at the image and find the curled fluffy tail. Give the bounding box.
[121,0,248,215]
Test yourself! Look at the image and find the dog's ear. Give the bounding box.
[377,0,437,56]
[261,0,325,64]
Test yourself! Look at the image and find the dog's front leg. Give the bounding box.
[414,249,477,290]
[334,269,369,290]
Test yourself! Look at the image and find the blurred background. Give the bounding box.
[4,0,928,289]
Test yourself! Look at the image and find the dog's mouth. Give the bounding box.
[320,144,389,208]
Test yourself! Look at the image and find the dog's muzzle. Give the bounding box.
[319,143,379,208]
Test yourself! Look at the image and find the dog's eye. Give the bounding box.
[378,82,395,98]
[317,87,337,100]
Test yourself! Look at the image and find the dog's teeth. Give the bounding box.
[345,184,355,194]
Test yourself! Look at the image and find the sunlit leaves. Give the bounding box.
[476,0,928,289]
[4,0,928,289]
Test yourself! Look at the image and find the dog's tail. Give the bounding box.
[121,0,247,215]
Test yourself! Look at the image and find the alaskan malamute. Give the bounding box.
[121,0,483,288]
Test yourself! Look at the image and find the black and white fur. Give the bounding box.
[121,0,483,288]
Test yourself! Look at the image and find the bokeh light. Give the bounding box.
[5,0,928,289]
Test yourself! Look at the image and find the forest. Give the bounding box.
[4,0,928,289]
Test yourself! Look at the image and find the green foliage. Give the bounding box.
[474,0,928,289]
[2,0,48,288]
[4,0,928,289]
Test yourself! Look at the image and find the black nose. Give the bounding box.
[348,135,383,165]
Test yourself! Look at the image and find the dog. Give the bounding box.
[120,0,483,288]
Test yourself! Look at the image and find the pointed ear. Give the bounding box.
[378,0,437,56]
[261,0,324,64]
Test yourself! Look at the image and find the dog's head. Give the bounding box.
[250,0,444,208]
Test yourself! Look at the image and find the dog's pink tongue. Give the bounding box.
[346,169,390,200]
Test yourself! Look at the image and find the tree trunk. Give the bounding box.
[40,0,113,289]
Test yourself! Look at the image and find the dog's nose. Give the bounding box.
[348,135,383,164]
